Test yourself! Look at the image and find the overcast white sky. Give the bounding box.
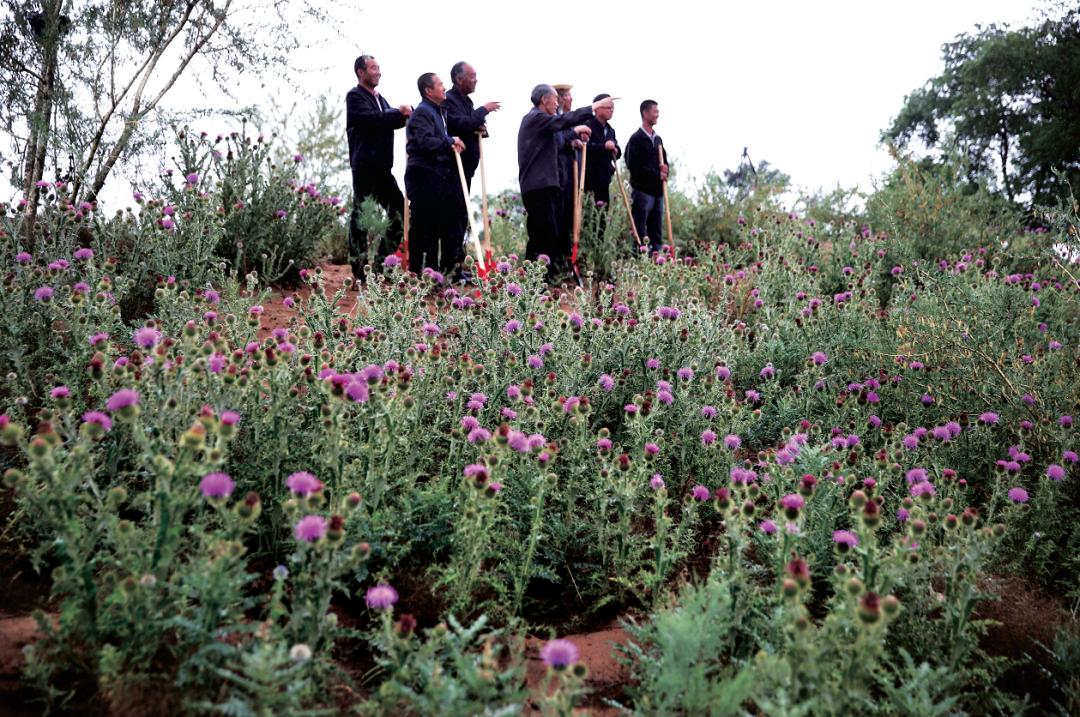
[5,0,1048,207]
[232,0,1045,201]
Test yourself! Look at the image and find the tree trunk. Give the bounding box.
[21,2,64,245]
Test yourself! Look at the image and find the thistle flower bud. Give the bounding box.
[848,489,867,509]
[343,492,362,511]
[782,578,799,599]
[858,592,881,624]
[881,594,901,617]
[3,468,27,490]
[846,577,864,596]
[327,515,346,545]
[352,542,371,563]
[236,491,261,522]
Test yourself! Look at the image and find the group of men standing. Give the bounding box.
[345,54,670,285]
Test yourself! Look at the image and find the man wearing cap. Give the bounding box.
[405,73,466,277]
[346,55,412,281]
[625,99,668,254]
[517,85,612,279]
[583,92,621,239]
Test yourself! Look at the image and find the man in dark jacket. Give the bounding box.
[625,99,668,254]
[405,72,465,277]
[345,55,412,281]
[444,61,500,191]
[517,86,612,278]
[444,61,500,271]
[553,84,578,269]
[583,92,622,239]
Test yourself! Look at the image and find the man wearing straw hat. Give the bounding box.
[346,54,412,282]
[625,99,668,255]
[517,85,612,280]
[404,72,465,277]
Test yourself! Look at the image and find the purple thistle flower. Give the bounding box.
[780,493,805,511]
[598,374,615,392]
[701,429,717,446]
[657,390,674,405]
[700,405,717,419]
[759,520,778,535]
[105,389,139,412]
[677,367,694,381]
[294,515,327,542]
[745,389,761,403]
[221,411,240,426]
[921,393,934,406]
[978,412,999,426]
[692,485,710,501]
[50,385,70,399]
[811,351,828,366]
[526,355,543,369]
[1063,450,1077,464]
[624,403,638,415]
[910,482,936,499]
[902,434,920,450]
[1046,464,1066,481]
[646,357,660,370]
[1061,415,1074,428]
[16,252,32,263]
[365,584,399,610]
[504,319,521,334]
[185,172,199,185]
[133,326,162,349]
[286,471,323,497]
[724,434,741,451]
[200,472,235,499]
[905,468,929,484]
[34,286,54,302]
[716,366,731,380]
[832,530,859,549]
[540,638,579,668]
[759,363,775,380]
[73,248,94,260]
[650,473,665,490]
[1007,487,1029,504]
[82,411,112,433]
[464,463,488,479]
[896,508,909,522]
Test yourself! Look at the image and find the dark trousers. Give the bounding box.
[404,165,462,277]
[349,167,404,280]
[631,189,664,254]
[522,187,561,271]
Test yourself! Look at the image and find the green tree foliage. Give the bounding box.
[0,1,349,235]
[883,3,1080,207]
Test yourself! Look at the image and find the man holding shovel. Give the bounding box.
[444,61,500,276]
[625,99,668,255]
[517,85,612,281]
[404,73,465,277]
[583,92,622,239]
